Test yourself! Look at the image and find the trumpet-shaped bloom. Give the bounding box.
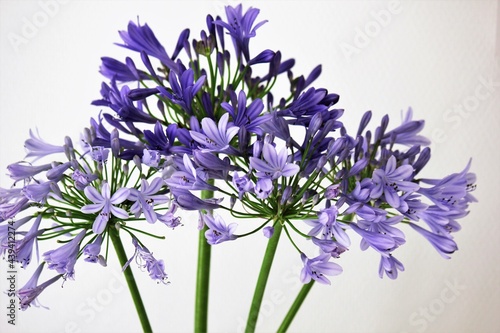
[203,213,237,245]
[190,113,239,154]
[43,230,86,279]
[300,253,343,285]
[123,238,169,284]
[18,263,62,310]
[81,183,130,234]
[250,143,299,180]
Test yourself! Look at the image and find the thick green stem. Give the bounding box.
[277,281,315,332]
[195,189,213,333]
[109,227,152,333]
[245,222,283,333]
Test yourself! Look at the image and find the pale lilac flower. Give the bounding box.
[190,113,239,154]
[128,177,168,224]
[43,230,86,279]
[7,162,52,182]
[22,181,61,203]
[81,183,130,234]
[370,156,419,208]
[123,238,169,284]
[263,226,274,238]
[142,149,161,167]
[0,197,29,220]
[24,129,65,160]
[204,213,237,245]
[18,263,62,310]
[15,215,44,268]
[90,146,109,163]
[409,223,458,259]
[250,143,299,180]
[158,203,182,229]
[254,178,273,199]
[306,205,350,248]
[300,253,343,285]
[166,154,218,191]
[72,169,98,191]
[379,255,405,279]
[232,171,254,199]
[83,234,106,266]
[350,223,396,257]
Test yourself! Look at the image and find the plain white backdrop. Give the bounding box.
[0,0,499,332]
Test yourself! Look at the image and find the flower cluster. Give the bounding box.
[1,3,476,311]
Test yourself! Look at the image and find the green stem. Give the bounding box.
[277,281,315,332]
[195,188,214,333]
[109,227,152,333]
[245,222,283,333]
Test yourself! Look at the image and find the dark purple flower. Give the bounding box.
[18,263,62,310]
[43,230,86,279]
[214,4,267,61]
[221,90,267,135]
[300,253,342,285]
[81,183,130,234]
[99,56,148,82]
[203,213,237,245]
[117,21,178,72]
[157,69,206,115]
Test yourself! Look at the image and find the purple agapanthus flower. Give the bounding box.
[99,56,148,82]
[190,113,239,154]
[83,234,106,266]
[370,156,419,208]
[123,238,169,284]
[215,4,267,61]
[232,171,254,199]
[18,263,62,310]
[158,203,182,229]
[305,205,350,248]
[43,230,86,279]
[254,178,273,199]
[15,215,44,268]
[128,177,168,224]
[170,188,222,211]
[350,223,396,257]
[249,143,299,180]
[166,154,218,191]
[72,168,98,191]
[409,223,458,259]
[7,162,52,182]
[24,129,66,160]
[157,69,205,115]
[300,253,343,285]
[81,182,130,234]
[221,90,267,135]
[117,20,178,72]
[22,181,61,203]
[379,254,405,279]
[203,213,237,245]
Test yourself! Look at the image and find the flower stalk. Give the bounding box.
[195,188,214,332]
[245,221,283,333]
[277,281,315,332]
[109,226,152,333]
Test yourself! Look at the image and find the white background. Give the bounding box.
[1,0,499,332]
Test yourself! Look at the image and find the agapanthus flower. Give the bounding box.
[203,213,237,245]
[300,253,343,285]
[249,143,299,180]
[83,234,106,266]
[81,182,130,234]
[18,263,62,310]
[43,230,86,279]
[157,69,206,115]
[158,203,182,229]
[379,255,405,279]
[7,162,52,182]
[370,155,419,208]
[123,238,169,283]
[15,215,44,268]
[128,177,168,223]
[24,129,66,160]
[221,90,267,135]
[190,113,239,154]
[409,223,458,259]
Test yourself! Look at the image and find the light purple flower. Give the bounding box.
[300,253,343,285]
[370,156,419,208]
[250,143,299,180]
[83,234,106,266]
[72,169,99,190]
[15,215,44,268]
[190,113,239,154]
[232,171,254,199]
[409,223,458,259]
[123,238,169,284]
[90,146,110,163]
[166,154,218,191]
[24,129,65,160]
[43,230,86,279]
[128,177,168,224]
[158,203,182,229]
[81,183,130,234]
[379,255,405,279]
[203,213,237,245]
[350,223,396,257]
[306,205,350,248]
[254,178,273,199]
[142,149,161,167]
[7,162,52,182]
[263,226,274,238]
[18,263,62,310]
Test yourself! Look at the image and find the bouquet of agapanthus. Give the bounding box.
[1,4,476,332]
